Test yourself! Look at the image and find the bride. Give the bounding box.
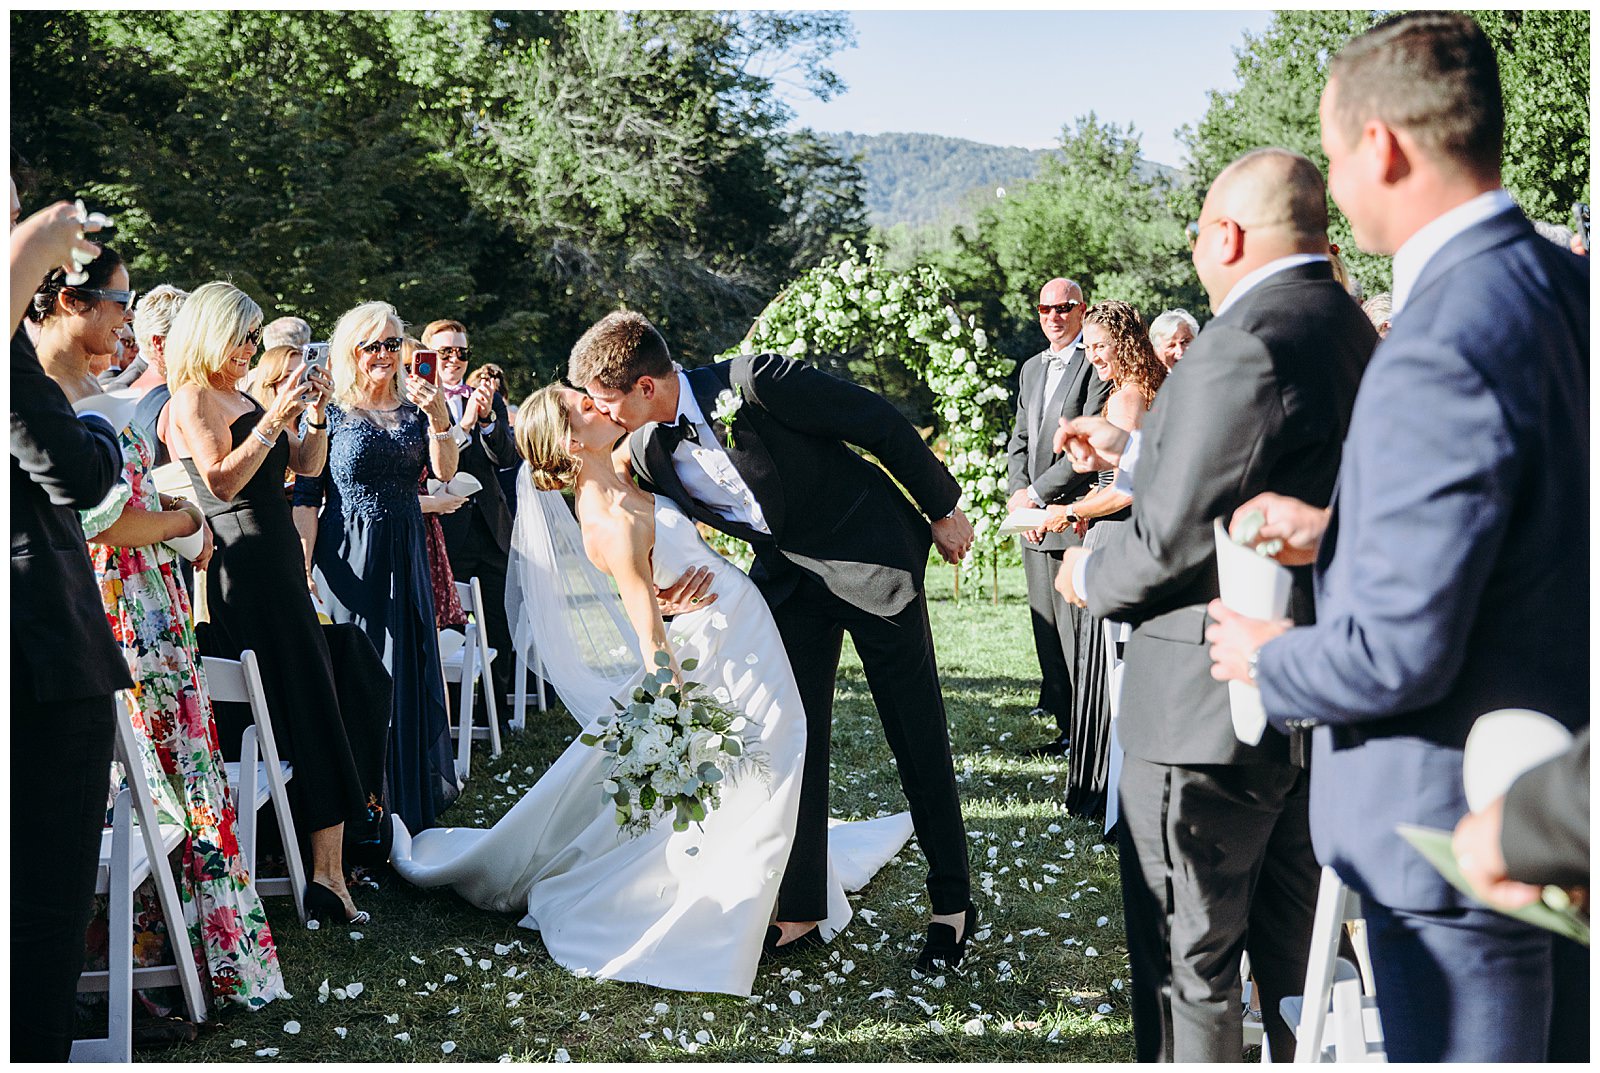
[389,385,912,996]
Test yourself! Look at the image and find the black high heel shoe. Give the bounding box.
[914,904,977,974]
[762,922,827,959]
[304,880,371,926]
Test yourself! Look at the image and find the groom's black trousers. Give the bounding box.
[768,575,970,920]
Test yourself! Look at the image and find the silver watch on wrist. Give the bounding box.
[1246,647,1261,684]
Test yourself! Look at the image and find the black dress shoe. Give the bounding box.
[914,904,978,974]
[762,923,826,959]
[1025,736,1071,758]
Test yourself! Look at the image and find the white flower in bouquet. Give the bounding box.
[632,725,675,766]
[650,696,678,721]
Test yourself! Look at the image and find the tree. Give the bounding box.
[936,115,1202,369]
[1180,9,1592,296]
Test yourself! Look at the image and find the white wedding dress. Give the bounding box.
[390,492,913,996]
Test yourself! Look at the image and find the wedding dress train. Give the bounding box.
[391,490,912,996]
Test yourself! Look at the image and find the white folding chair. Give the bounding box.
[1283,866,1386,1063]
[72,695,208,1062]
[441,577,502,782]
[203,651,308,925]
[511,621,548,731]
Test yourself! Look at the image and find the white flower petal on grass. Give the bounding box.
[804,1011,832,1030]
[305,918,320,931]
[695,1029,712,1043]
[345,982,365,998]
[577,1011,592,1023]
[410,955,426,964]
[283,1021,301,1035]
[255,1047,280,1057]
[1085,947,1100,958]
[929,1021,948,1035]
[477,959,493,971]
[394,1032,411,1043]
[441,1041,457,1054]
[701,1011,714,1021]
[231,1039,247,1049]
[788,990,803,1005]
[349,931,364,940]
[334,1027,348,1039]
[961,1018,985,1035]
[776,1040,795,1056]
[494,943,513,956]
[509,1017,526,1028]
[1097,916,1109,927]
[443,973,458,983]
[653,1002,670,1014]
[384,1013,401,1024]
[1097,1003,1114,1014]
[554,1048,571,1063]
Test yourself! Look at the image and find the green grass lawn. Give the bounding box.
[141,564,1137,1062]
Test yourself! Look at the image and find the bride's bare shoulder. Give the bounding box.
[579,495,653,575]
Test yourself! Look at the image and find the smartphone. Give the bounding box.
[301,342,330,373]
[413,349,438,384]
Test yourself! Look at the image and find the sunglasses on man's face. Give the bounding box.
[357,336,404,355]
[69,286,138,312]
[437,346,470,361]
[1037,300,1081,316]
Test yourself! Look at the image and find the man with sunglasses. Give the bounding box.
[1006,278,1113,758]
[421,318,517,715]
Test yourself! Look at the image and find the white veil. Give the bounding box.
[505,466,642,728]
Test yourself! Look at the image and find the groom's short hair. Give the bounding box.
[568,311,673,392]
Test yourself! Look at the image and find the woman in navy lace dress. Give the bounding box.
[293,301,460,832]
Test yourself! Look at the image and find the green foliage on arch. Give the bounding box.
[723,245,1015,574]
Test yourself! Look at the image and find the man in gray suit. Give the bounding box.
[1056,149,1376,1060]
[1006,278,1111,755]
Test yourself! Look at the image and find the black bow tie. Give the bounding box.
[659,412,700,449]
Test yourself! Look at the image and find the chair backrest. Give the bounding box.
[200,651,289,774]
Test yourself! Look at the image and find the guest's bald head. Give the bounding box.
[1192,148,1332,310]
[1206,148,1329,246]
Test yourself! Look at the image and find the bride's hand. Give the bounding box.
[656,566,717,617]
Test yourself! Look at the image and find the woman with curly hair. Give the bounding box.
[1041,299,1169,819]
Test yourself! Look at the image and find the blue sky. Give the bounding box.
[779,10,1277,168]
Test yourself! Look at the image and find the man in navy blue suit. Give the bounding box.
[1207,11,1589,1062]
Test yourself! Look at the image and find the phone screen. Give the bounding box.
[413,349,438,384]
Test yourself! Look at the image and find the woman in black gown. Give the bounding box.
[167,282,381,925]
[293,301,459,833]
[1040,301,1169,821]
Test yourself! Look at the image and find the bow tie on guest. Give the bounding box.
[658,412,701,449]
[1045,348,1076,372]
[443,383,473,400]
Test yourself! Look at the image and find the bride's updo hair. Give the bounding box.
[517,385,581,492]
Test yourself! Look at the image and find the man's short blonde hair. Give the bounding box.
[566,311,673,392]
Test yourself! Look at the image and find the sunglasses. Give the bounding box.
[437,346,471,360]
[241,325,263,347]
[1037,300,1081,316]
[357,336,404,355]
[69,286,138,311]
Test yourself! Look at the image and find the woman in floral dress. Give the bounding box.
[30,251,285,1010]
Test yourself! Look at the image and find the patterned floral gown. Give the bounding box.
[81,422,284,1010]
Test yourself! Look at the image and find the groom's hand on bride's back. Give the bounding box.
[931,508,975,564]
[656,566,718,617]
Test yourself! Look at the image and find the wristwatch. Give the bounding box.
[1246,647,1261,685]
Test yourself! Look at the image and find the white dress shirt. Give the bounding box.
[668,372,770,534]
[1027,333,1083,507]
[1390,188,1515,315]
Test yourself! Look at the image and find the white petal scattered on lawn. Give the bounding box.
[384,1013,400,1024]
[345,982,365,998]
[477,959,493,970]
[282,1021,301,1035]
[701,1011,715,1021]
[554,1048,571,1062]
[804,1011,832,1030]
[334,1027,348,1039]
[577,1011,591,1023]
[255,1047,280,1057]
[442,1041,457,1054]
[694,1029,712,1043]
[776,1040,795,1056]
[1085,947,1100,957]
[410,955,426,964]
[1097,1003,1114,1014]
[961,1017,985,1035]
[929,1021,948,1035]
[788,990,803,1005]
[305,919,320,931]
[230,1039,247,1049]
[349,931,363,940]
[394,1032,412,1043]
[653,1002,670,1014]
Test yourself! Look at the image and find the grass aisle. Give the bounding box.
[148,567,1135,1062]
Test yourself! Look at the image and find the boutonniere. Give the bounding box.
[711,387,743,448]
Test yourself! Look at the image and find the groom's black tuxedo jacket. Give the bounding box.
[629,354,961,618]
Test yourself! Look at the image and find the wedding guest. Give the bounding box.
[168,282,379,926]
[398,336,470,630]
[295,302,460,832]
[32,252,286,1010]
[1038,300,1167,819]
[97,323,143,387]
[1207,13,1588,1061]
[1006,278,1113,757]
[10,198,131,1061]
[1146,308,1198,371]
[1359,292,1392,338]
[261,315,310,353]
[422,318,518,712]
[1057,148,1376,1060]
[129,283,190,467]
[239,343,305,411]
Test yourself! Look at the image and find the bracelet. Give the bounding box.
[306,419,328,430]
[430,426,456,441]
[250,425,277,448]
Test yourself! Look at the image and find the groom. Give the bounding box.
[569,311,977,969]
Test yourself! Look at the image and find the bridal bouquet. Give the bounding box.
[580,653,762,836]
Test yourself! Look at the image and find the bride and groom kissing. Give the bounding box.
[391,311,979,997]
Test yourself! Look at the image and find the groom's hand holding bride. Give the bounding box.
[931,508,975,563]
